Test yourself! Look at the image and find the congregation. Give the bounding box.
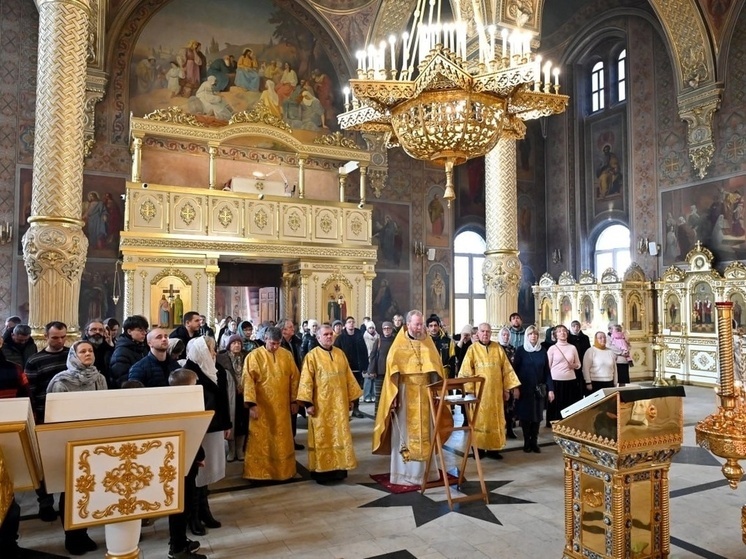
[0,309,634,559]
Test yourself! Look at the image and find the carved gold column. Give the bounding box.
[208,144,218,189]
[299,269,312,324]
[298,156,306,199]
[205,266,218,327]
[359,164,368,206]
[23,0,91,334]
[363,269,376,318]
[131,136,143,182]
[338,173,347,203]
[483,133,523,331]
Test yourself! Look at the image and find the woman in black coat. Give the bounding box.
[512,325,553,453]
[184,336,231,536]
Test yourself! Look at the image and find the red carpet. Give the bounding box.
[370,471,460,494]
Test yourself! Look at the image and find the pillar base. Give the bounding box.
[104,518,141,559]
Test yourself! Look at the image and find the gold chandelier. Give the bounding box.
[338,1,569,205]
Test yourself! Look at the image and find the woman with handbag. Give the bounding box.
[512,326,553,453]
[546,325,582,424]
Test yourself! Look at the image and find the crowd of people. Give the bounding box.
[0,309,633,559]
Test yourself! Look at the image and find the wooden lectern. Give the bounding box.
[0,398,43,524]
[553,385,685,559]
[421,377,489,509]
[36,386,213,559]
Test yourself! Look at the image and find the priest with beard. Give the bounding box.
[372,310,450,486]
[298,324,363,484]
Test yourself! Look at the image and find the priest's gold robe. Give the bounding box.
[372,328,451,462]
[458,341,521,450]
[242,346,299,480]
[297,346,363,472]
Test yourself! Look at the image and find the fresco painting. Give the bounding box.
[129,0,341,140]
[660,175,746,265]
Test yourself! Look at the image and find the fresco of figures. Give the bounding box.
[129,0,340,139]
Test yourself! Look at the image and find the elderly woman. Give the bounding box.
[512,325,552,453]
[47,340,106,555]
[498,326,518,439]
[582,331,618,393]
[184,336,231,536]
[217,334,249,461]
[546,324,582,423]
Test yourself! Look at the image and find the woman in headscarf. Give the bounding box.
[512,325,552,453]
[546,324,582,423]
[582,331,618,393]
[498,326,517,439]
[216,334,249,462]
[47,340,106,555]
[184,336,231,536]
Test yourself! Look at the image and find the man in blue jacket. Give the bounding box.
[129,328,180,387]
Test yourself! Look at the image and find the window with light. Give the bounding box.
[591,61,604,112]
[617,49,627,102]
[595,224,631,275]
[453,231,486,330]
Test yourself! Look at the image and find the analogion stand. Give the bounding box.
[421,377,488,509]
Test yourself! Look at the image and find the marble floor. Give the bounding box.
[15,384,746,558]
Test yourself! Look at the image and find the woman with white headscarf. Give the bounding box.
[47,340,106,555]
[512,325,553,453]
[184,336,231,536]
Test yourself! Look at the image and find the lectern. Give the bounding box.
[36,386,213,559]
[553,386,685,559]
[0,398,43,523]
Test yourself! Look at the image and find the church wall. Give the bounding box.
[0,0,38,320]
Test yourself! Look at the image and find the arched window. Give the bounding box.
[595,224,631,275]
[453,231,486,329]
[591,61,604,112]
[617,49,627,102]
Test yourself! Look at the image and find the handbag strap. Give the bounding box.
[554,345,576,370]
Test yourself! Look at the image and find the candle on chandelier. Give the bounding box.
[357,50,365,72]
[402,32,410,77]
[543,61,551,85]
[553,67,560,87]
[389,35,396,72]
[501,28,508,58]
[343,86,350,107]
[534,55,542,90]
[489,25,496,61]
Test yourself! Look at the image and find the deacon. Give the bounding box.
[298,324,363,484]
[458,322,521,459]
[242,326,300,481]
[372,310,450,486]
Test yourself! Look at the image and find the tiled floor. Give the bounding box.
[15,384,746,558]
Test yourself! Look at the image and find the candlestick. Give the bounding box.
[343,86,350,108]
[543,62,551,86]
[489,25,496,61]
[389,35,396,72]
[553,67,560,87]
[501,28,508,58]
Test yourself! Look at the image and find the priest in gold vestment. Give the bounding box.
[242,326,300,481]
[372,310,451,485]
[458,322,521,458]
[298,324,363,484]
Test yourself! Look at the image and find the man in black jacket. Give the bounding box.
[1,324,37,368]
[279,318,304,449]
[109,315,149,386]
[170,312,202,360]
[129,328,180,387]
[334,316,369,418]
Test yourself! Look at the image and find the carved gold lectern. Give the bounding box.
[36,386,213,559]
[554,386,685,559]
[0,398,43,524]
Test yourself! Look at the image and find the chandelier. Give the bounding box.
[337,0,569,205]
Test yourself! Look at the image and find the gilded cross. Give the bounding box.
[163,283,180,302]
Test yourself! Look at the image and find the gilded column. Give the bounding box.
[363,269,376,318]
[299,270,312,323]
[298,156,306,199]
[205,269,218,327]
[23,0,92,334]
[208,145,218,189]
[483,134,523,331]
[359,164,368,206]
[131,137,143,182]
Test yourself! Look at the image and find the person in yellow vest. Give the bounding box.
[298,324,363,484]
[372,310,451,486]
[458,322,521,459]
[242,326,299,481]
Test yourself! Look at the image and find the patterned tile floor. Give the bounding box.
[14,385,746,558]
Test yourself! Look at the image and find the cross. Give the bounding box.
[163,283,180,302]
